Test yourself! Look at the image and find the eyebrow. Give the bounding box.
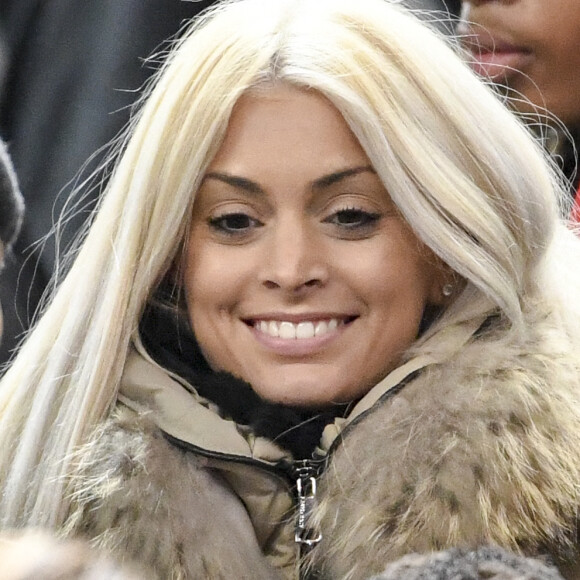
[203,165,376,195]
[312,166,375,189]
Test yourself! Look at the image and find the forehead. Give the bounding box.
[208,85,371,175]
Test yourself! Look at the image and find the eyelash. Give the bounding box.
[207,207,382,237]
[322,207,381,229]
[208,213,263,236]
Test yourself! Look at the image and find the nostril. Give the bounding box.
[263,280,280,290]
[262,278,322,291]
[304,279,321,288]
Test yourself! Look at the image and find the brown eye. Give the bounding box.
[208,213,263,235]
[324,208,381,229]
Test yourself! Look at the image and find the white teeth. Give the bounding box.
[296,321,315,339]
[254,318,344,340]
[279,321,295,339]
[268,321,279,337]
[314,321,328,336]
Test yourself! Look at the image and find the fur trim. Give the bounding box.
[63,407,281,580]
[310,313,580,579]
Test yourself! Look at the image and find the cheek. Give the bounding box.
[533,16,580,84]
[359,235,440,309]
[183,235,237,305]
[183,238,220,330]
[182,242,229,369]
[182,235,251,347]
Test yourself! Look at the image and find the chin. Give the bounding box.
[252,380,361,408]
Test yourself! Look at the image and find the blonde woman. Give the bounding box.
[0,0,579,578]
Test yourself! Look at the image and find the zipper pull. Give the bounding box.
[292,459,323,547]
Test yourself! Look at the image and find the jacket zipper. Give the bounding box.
[278,456,326,579]
[283,458,326,548]
[161,369,420,576]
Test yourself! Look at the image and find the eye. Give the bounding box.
[324,208,381,229]
[208,212,263,235]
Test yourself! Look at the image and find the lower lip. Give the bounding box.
[467,50,533,82]
[247,321,351,357]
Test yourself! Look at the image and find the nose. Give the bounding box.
[458,0,492,25]
[260,217,328,294]
[460,0,504,12]
[459,2,472,23]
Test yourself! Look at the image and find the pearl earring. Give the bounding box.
[442,283,454,297]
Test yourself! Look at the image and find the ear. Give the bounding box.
[427,261,460,306]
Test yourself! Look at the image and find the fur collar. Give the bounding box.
[310,311,580,578]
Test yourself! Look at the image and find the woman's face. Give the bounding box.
[183,86,447,407]
[458,0,580,125]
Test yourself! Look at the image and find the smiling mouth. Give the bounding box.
[248,317,357,340]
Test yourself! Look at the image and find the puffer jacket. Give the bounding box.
[63,309,580,579]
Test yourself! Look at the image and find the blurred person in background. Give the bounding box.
[458,0,580,219]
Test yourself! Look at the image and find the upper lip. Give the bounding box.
[242,312,359,324]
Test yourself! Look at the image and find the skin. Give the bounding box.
[459,0,580,126]
[183,86,449,407]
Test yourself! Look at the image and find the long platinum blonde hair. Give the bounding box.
[0,0,577,528]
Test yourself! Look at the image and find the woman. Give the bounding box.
[0,0,579,578]
[457,0,580,218]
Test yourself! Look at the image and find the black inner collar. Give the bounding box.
[138,298,347,459]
